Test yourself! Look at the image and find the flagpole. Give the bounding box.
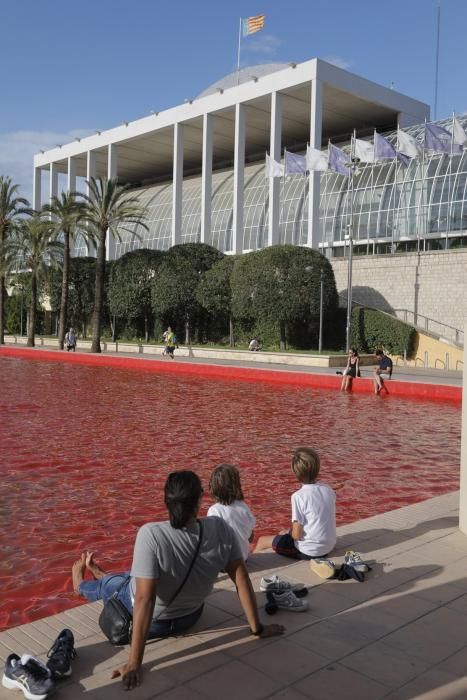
[236,18,242,85]
[345,130,356,353]
[394,121,401,253]
[434,0,441,120]
[417,119,427,253]
[446,111,455,248]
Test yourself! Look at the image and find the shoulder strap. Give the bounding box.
[163,519,204,611]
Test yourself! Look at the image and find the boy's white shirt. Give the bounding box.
[291,482,336,557]
[207,500,256,561]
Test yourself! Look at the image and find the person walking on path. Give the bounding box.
[64,328,76,352]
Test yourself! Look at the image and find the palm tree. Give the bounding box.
[44,192,91,349]
[0,176,30,344]
[18,213,63,347]
[80,177,148,353]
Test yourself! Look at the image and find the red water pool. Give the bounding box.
[0,355,461,631]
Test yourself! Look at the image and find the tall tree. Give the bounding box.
[43,192,90,349]
[196,256,236,346]
[80,177,148,353]
[46,257,97,338]
[0,176,30,344]
[108,248,164,341]
[231,245,338,350]
[18,214,63,347]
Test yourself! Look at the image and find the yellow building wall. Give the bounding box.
[392,331,463,371]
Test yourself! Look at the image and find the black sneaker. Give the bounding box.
[2,653,54,700]
[46,628,76,678]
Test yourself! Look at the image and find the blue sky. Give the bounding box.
[1,0,466,200]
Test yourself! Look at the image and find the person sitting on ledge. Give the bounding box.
[341,348,360,392]
[373,348,393,394]
[72,470,284,691]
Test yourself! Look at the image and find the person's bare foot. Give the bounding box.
[85,550,106,580]
[72,553,86,594]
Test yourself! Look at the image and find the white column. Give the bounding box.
[268,92,282,247]
[172,123,184,246]
[67,157,77,193]
[49,163,58,203]
[108,143,118,180]
[106,144,118,260]
[307,78,323,249]
[86,150,96,189]
[32,168,42,211]
[232,103,245,254]
[201,113,213,245]
[86,151,97,256]
[460,320,467,534]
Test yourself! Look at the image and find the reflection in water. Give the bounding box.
[0,356,461,630]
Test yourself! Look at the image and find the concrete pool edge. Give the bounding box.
[1,345,461,403]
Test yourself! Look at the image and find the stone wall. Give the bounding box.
[331,249,467,338]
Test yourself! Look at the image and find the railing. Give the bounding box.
[339,293,464,347]
[392,309,464,347]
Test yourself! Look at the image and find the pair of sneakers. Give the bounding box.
[260,575,308,613]
[344,550,369,573]
[2,629,76,700]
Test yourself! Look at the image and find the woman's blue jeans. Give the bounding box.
[79,573,203,639]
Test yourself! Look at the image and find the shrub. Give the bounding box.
[350,307,416,356]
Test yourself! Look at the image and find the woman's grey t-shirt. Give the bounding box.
[130,516,242,620]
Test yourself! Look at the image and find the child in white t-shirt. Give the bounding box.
[207,464,256,561]
[254,447,337,578]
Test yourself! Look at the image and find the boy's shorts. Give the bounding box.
[272,533,329,561]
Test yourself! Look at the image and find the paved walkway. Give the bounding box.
[1,492,466,699]
[3,343,463,387]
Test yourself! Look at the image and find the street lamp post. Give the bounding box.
[14,285,24,336]
[318,268,324,353]
[345,155,360,352]
[345,231,353,352]
[19,287,23,337]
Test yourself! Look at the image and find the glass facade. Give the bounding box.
[321,115,467,254]
[98,114,467,259]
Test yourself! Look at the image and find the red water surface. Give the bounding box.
[0,356,461,631]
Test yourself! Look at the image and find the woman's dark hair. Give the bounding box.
[209,464,244,505]
[164,471,203,528]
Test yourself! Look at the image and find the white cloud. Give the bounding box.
[322,55,355,71]
[243,33,283,55]
[0,128,93,203]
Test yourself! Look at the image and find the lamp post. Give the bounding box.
[318,268,324,353]
[345,155,361,352]
[14,285,24,336]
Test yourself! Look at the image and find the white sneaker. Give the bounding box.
[309,559,335,579]
[344,550,369,573]
[272,590,308,612]
[260,575,303,592]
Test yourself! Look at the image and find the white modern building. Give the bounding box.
[32,58,428,260]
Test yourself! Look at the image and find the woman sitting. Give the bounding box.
[72,470,284,690]
[341,348,360,391]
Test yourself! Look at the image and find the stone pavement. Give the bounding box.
[3,341,463,387]
[1,492,466,700]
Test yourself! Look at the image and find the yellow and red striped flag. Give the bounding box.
[242,14,265,37]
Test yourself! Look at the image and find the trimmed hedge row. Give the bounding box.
[350,306,416,357]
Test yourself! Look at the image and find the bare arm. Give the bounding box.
[291,521,304,540]
[225,558,284,638]
[111,577,158,690]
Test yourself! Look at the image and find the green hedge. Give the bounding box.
[350,307,416,356]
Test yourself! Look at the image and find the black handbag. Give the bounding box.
[99,520,204,646]
[98,577,133,645]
